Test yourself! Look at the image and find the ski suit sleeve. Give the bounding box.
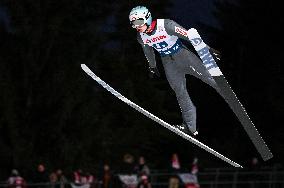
[164,19,190,41]
[164,19,221,58]
[137,33,157,68]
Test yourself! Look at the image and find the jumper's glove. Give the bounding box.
[209,47,221,61]
[148,67,160,78]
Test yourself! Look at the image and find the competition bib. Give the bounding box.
[140,19,182,56]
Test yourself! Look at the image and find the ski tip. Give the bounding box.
[263,152,273,161]
[81,64,91,72]
[81,64,86,69]
[232,163,243,168]
[228,160,242,168]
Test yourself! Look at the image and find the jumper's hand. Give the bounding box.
[148,67,160,78]
[209,47,221,61]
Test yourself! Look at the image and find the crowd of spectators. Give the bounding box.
[3,154,280,188]
[2,154,275,188]
[1,153,201,188]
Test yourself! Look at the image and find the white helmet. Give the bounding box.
[129,6,152,28]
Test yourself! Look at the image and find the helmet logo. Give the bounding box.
[145,12,150,19]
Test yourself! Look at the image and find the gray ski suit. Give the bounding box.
[137,19,224,132]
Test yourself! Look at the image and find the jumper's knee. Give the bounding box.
[173,85,187,100]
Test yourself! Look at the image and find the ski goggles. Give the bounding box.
[130,18,146,28]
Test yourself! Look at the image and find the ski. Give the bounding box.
[81,64,242,168]
[187,28,273,161]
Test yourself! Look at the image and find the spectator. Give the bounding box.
[85,172,95,188]
[250,157,259,171]
[101,164,112,188]
[135,156,151,188]
[168,153,181,188]
[49,172,58,188]
[73,169,83,185]
[121,153,136,174]
[33,164,49,188]
[249,157,260,186]
[56,169,67,188]
[73,169,94,186]
[118,154,138,188]
[191,157,198,175]
[186,157,200,188]
[7,169,27,188]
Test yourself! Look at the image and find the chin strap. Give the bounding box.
[145,20,157,34]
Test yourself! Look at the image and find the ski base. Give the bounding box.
[187,28,273,161]
[81,64,242,168]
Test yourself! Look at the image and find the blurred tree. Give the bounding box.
[0,0,181,176]
[94,0,182,170]
[0,0,115,175]
[206,0,284,163]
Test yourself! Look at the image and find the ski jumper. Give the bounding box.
[137,19,225,130]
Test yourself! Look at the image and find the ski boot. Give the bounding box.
[187,122,198,136]
[174,122,198,136]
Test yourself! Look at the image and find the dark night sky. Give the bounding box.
[1,0,283,175]
[170,0,220,28]
[143,0,283,166]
